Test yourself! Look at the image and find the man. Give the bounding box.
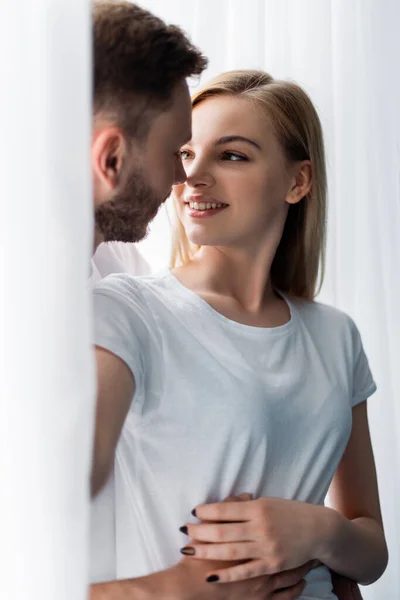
[89,2,312,598]
[91,1,197,253]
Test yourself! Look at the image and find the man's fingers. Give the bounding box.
[201,559,314,587]
[221,493,253,503]
[309,559,321,569]
[274,579,307,599]
[221,495,242,504]
[204,558,274,583]
[271,562,314,589]
[238,492,253,500]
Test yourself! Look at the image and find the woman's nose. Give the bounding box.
[185,158,215,189]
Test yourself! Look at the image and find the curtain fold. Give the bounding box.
[0,1,94,598]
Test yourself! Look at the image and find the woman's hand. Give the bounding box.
[180,496,324,583]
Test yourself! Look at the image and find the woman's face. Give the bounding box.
[173,95,303,251]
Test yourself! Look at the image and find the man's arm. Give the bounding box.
[90,558,310,600]
[91,346,135,497]
[90,568,173,600]
[89,348,311,599]
[90,576,153,600]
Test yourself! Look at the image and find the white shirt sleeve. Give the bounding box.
[92,274,152,394]
[92,242,151,279]
[350,320,377,407]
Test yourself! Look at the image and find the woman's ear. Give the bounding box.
[286,160,312,205]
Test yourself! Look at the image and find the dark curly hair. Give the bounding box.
[93,1,208,137]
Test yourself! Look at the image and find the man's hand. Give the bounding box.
[91,559,308,600]
[173,556,308,600]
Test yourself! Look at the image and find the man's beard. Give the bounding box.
[95,166,169,244]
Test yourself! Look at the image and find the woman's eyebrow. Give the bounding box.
[215,135,261,151]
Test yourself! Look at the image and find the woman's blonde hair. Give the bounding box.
[170,70,327,300]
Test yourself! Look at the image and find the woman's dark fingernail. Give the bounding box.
[179,525,188,535]
[206,575,219,583]
[191,508,197,517]
[180,546,195,556]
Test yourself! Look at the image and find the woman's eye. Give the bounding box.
[222,152,247,161]
[179,149,192,160]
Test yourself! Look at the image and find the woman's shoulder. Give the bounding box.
[290,295,359,336]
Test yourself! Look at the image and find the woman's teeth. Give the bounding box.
[188,202,226,210]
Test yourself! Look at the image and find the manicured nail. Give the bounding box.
[180,546,195,556]
[191,508,197,517]
[179,525,188,535]
[206,575,219,583]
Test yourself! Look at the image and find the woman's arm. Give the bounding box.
[317,400,388,584]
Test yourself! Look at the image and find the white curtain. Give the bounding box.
[137,1,400,597]
[0,1,94,599]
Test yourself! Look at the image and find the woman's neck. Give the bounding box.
[175,242,279,314]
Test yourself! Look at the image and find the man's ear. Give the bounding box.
[286,160,312,205]
[92,126,127,200]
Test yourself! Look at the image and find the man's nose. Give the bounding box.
[174,160,187,185]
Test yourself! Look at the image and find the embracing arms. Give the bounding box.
[90,347,310,599]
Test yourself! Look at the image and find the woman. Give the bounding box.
[91,70,388,599]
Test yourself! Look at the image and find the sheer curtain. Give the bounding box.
[0,1,94,599]
[137,1,400,597]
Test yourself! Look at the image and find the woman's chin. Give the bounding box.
[184,222,223,246]
[186,232,223,247]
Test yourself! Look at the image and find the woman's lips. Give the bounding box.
[186,204,229,218]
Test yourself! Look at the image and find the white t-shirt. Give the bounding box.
[90,241,150,285]
[92,271,376,599]
[89,242,150,584]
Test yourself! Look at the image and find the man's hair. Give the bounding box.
[93,1,208,136]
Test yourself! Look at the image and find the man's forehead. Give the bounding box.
[171,113,191,146]
[148,80,192,144]
[182,128,192,144]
